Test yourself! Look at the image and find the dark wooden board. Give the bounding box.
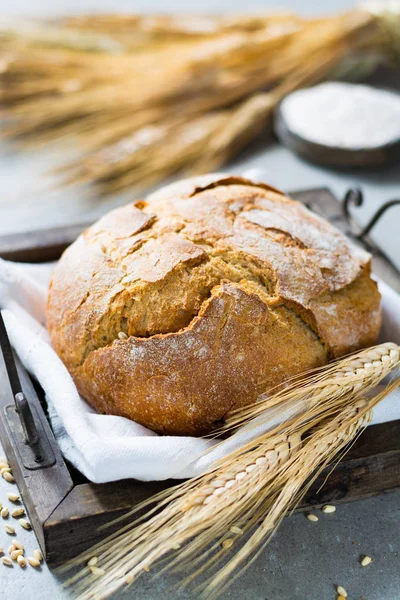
[0,187,399,565]
[299,419,400,507]
[0,222,90,263]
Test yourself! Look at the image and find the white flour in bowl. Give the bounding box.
[280,82,400,149]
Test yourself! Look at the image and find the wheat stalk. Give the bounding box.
[2,9,394,195]
[58,343,399,600]
[1,18,301,134]
[0,17,124,53]
[192,9,377,172]
[54,11,376,193]
[198,404,374,599]
[62,12,299,42]
[363,2,400,61]
[64,11,379,191]
[1,12,299,54]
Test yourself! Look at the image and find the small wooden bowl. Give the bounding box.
[274,104,400,169]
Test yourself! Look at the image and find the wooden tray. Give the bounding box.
[0,187,399,565]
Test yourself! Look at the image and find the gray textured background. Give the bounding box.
[0,1,399,599]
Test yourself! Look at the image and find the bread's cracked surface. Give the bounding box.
[47,174,381,435]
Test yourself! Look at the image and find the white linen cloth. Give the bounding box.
[0,258,399,483]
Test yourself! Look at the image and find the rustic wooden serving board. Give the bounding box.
[0,187,399,565]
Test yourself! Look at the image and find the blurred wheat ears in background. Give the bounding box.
[0,8,398,195]
[58,343,400,600]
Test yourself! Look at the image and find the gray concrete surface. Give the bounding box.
[1,0,400,599]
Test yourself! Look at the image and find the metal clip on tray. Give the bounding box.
[0,313,55,469]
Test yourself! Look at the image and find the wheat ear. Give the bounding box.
[2,10,388,195]
[197,403,374,599]
[58,343,399,600]
[192,9,376,173]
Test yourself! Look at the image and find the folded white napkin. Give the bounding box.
[0,258,399,483]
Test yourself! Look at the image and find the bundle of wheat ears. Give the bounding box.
[0,6,399,195]
[58,342,400,600]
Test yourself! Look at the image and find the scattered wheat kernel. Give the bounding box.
[2,472,15,483]
[322,505,336,513]
[0,503,2,511]
[28,557,41,568]
[19,519,31,530]
[87,557,98,567]
[8,545,15,555]
[89,565,105,576]
[230,526,243,535]
[1,508,9,518]
[361,555,372,566]
[1,557,13,567]
[337,585,347,597]
[7,494,19,503]
[1,467,11,474]
[11,508,25,518]
[118,331,128,340]
[17,555,26,568]
[307,514,319,522]
[11,549,23,561]
[221,538,234,549]
[5,525,15,535]
[33,549,43,563]
[13,540,23,550]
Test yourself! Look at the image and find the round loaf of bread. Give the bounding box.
[47,174,381,435]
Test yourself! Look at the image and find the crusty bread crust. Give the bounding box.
[47,174,381,435]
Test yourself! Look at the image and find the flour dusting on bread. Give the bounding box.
[47,174,381,435]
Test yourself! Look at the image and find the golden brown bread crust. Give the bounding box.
[47,174,381,435]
